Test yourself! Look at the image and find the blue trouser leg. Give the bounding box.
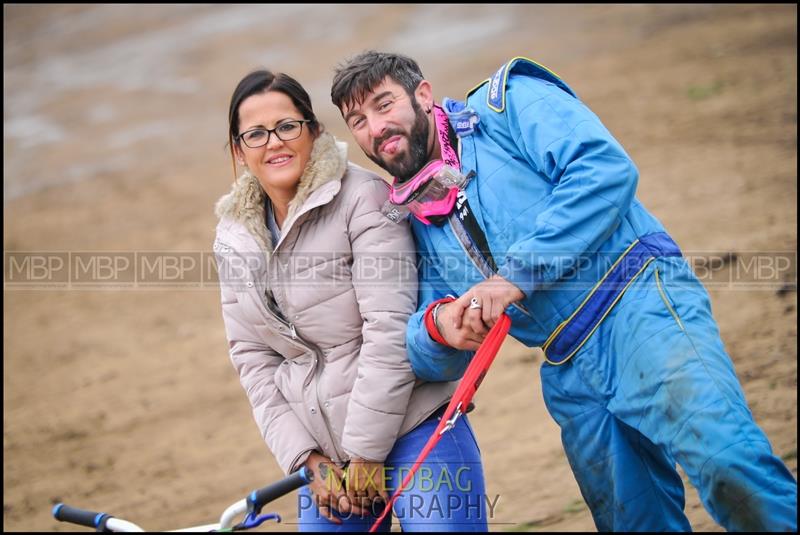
[542,257,797,531]
[297,412,488,532]
[386,413,488,532]
[542,352,691,531]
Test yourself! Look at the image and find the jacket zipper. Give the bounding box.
[263,300,345,464]
[252,241,348,464]
[262,290,299,340]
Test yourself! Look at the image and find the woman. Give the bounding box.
[214,69,488,532]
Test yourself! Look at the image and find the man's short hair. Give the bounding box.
[331,50,424,113]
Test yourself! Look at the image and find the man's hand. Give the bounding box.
[435,299,486,350]
[453,275,525,331]
[345,457,390,515]
[303,451,368,524]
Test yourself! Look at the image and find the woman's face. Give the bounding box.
[235,90,315,197]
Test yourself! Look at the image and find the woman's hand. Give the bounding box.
[345,457,390,514]
[303,451,369,524]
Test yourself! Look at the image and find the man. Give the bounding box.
[330,50,797,531]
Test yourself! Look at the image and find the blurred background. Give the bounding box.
[4,4,796,531]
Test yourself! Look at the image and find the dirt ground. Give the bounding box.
[3,4,796,532]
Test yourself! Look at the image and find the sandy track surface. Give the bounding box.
[4,4,796,531]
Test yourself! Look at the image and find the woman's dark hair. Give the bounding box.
[227,70,322,180]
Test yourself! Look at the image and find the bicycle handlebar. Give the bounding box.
[52,503,144,532]
[53,503,112,530]
[247,465,314,515]
[53,467,314,532]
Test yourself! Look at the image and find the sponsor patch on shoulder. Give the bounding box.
[486,56,576,112]
[487,61,510,112]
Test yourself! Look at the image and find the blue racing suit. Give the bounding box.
[405,57,797,531]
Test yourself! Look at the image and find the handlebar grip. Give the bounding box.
[53,503,112,530]
[247,466,314,514]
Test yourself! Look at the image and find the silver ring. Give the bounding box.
[469,297,482,310]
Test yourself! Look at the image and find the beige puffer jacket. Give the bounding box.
[214,132,456,474]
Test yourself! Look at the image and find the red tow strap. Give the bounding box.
[368,314,512,532]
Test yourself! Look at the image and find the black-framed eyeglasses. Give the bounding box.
[237,120,311,149]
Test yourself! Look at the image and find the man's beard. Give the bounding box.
[367,99,430,183]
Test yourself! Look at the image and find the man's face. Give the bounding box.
[341,77,432,182]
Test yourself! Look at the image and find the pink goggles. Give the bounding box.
[388,160,467,225]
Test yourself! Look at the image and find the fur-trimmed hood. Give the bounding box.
[214,131,348,253]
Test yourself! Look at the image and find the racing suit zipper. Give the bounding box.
[454,130,531,318]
